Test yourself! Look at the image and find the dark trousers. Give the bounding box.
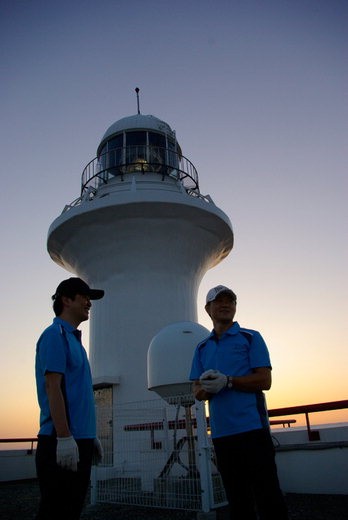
[213,429,288,520]
[35,436,94,520]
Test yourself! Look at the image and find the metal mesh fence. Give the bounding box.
[91,394,227,512]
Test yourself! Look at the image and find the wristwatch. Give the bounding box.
[226,376,233,389]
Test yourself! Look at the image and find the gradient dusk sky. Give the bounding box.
[1,0,347,437]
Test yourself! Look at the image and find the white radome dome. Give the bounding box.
[147,321,209,404]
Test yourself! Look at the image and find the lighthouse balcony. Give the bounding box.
[81,146,199,198]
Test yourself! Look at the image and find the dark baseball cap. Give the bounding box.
[52,277,104,300]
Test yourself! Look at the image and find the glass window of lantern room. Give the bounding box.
[167,137,179,170]
[98,144,107,157]
[97,144,108,180]
[148,132,166,148]
[149,132,166,170]
[125,131,147,146]
[125,131,147,166]
[106,134,123,172]
[107,134,123,150]
[167,137,176,153]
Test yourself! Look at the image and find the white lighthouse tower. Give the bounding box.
[47,109,233,406]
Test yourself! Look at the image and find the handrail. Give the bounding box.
[268,399,348,441]
[0,438,38,442]
[2,400,347,448]
[80,146,199,197]
[268,399,348,416]
[0,437,38,454]
[123,399,348,442]
[124,418,296,431]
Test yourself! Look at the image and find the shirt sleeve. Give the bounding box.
[37,327,67,375]
[249,331,272,369]
[189,347,205,380]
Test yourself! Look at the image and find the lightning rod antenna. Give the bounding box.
[135,87,140,114]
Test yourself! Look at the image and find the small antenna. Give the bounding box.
[135,87,140,114]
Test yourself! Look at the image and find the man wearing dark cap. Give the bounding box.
[190,285,288,520]
[35,277,104,520]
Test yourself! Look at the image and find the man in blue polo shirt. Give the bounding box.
[35,277,104,520]
[190,285,288,520]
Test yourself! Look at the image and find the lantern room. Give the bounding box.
[80,114,199,199]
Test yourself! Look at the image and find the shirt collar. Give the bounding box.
[211,321,241,338]
[54,316,77,334]
[198,322,241,350]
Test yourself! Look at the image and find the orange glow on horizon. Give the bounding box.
[1,398,347,441]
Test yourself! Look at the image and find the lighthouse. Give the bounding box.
[47,108,233,406]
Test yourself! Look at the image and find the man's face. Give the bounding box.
[67,293,92,323]
[206,292,236,325]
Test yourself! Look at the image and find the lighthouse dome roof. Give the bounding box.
[99,114,175,145]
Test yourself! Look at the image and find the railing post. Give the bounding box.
[195,400,214,513]
[305,412,311,440]
[305,412,320,441]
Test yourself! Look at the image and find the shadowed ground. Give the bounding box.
[1,479,347,520]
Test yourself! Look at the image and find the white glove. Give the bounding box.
[92,437,104,465]
[200,369,218,380]
[56,436,79,472]
[200,370,227,394]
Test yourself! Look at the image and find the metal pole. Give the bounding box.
[135,87,140,114]
[195,400,214,513]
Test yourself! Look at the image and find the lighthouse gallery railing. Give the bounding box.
[81,146,199,197]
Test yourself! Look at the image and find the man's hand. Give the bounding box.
[56,436,79,472]
[92,437,104,465]
[200,370,227,394]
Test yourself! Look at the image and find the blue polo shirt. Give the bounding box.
[35,317,96,438]
[189,322,271,438]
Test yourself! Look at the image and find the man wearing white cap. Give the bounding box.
[190,285,288,520]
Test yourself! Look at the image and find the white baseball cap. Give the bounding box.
[206,285,237,304]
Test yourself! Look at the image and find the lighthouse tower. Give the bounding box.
[47,111,233,404]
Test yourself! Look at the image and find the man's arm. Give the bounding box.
[193,367,271,399]
[229,367,271,392]
[45,372,80,471]
[45,372,71,437]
